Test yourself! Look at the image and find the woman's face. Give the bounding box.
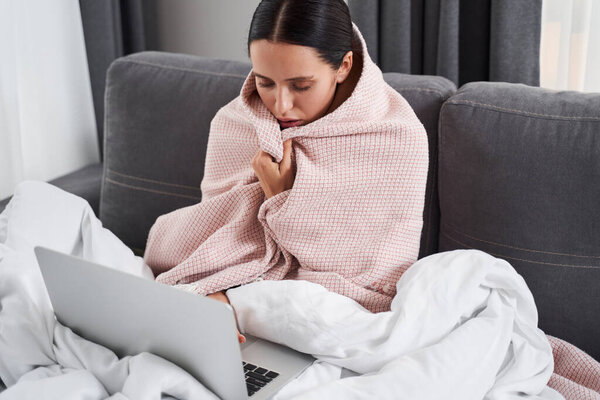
[249,40,352,128]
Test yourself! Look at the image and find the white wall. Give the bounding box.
[145,0,349,62]
[148,0,261,62]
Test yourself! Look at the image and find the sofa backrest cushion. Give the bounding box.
[438,81,600,361]
[101,52,250,254]
[100,51,455,261]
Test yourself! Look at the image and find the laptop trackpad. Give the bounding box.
[239,334,315,399]
[240,333,259,351]
[240,334,314,375]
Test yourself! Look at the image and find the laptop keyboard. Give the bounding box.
[243,361,280,397]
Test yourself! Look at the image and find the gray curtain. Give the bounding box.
[348,0,542,87]
[79,0,146,162]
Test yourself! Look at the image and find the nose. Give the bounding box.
[274,86,293,116]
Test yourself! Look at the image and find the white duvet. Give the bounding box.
[0,181,565,399]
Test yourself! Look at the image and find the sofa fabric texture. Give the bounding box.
[438,82,600,360]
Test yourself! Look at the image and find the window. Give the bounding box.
[540,0,600,92]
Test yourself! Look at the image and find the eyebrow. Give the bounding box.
[253,72,314,82]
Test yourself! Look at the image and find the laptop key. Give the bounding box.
[247,377,266,387]
[254,367,268,374]
[265,371,280,379]
[246,381,261,392]
[246,370,272,383]
[244,363,257,371]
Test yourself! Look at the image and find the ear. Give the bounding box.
[336,51,353,84]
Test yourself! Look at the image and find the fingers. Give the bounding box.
[251,141,294,198]
[253,150,278,173]
[238,331,246,344]
[279,139,293,174]
[253,141,292,170]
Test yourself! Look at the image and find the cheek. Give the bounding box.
[298,84,331,110]
[257,88,277,110]
[302,86,333,115]
[294,94,319,114]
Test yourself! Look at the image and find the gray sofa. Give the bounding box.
[1,51,598,363]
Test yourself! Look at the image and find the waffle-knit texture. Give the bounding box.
[547,335,600,399]
[142,22,429,313]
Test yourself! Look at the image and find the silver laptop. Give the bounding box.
[34,245,315,400]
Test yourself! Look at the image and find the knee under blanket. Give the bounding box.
[142,22,429,313]
[1,181,600,399]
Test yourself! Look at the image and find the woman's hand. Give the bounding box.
[206,290,246,344]
[252,139,296,199]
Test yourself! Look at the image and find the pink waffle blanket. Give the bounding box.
[142,22,429,313]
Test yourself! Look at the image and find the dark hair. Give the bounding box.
[247,0,362,71]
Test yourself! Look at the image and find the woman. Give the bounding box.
[143,0,429,344]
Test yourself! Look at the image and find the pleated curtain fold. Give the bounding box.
[79,0,146,162]
[0,0,100,201]
[348,0,542,87]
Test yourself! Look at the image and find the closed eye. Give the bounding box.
[258,82,311,92]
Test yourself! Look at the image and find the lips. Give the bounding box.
[277,119,302,128]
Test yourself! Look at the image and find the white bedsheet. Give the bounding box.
[0,181,565,399]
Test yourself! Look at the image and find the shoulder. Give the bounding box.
[211,96,246,124]
[376,84,424,129]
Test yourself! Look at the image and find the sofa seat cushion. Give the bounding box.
[0,163,103,217]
